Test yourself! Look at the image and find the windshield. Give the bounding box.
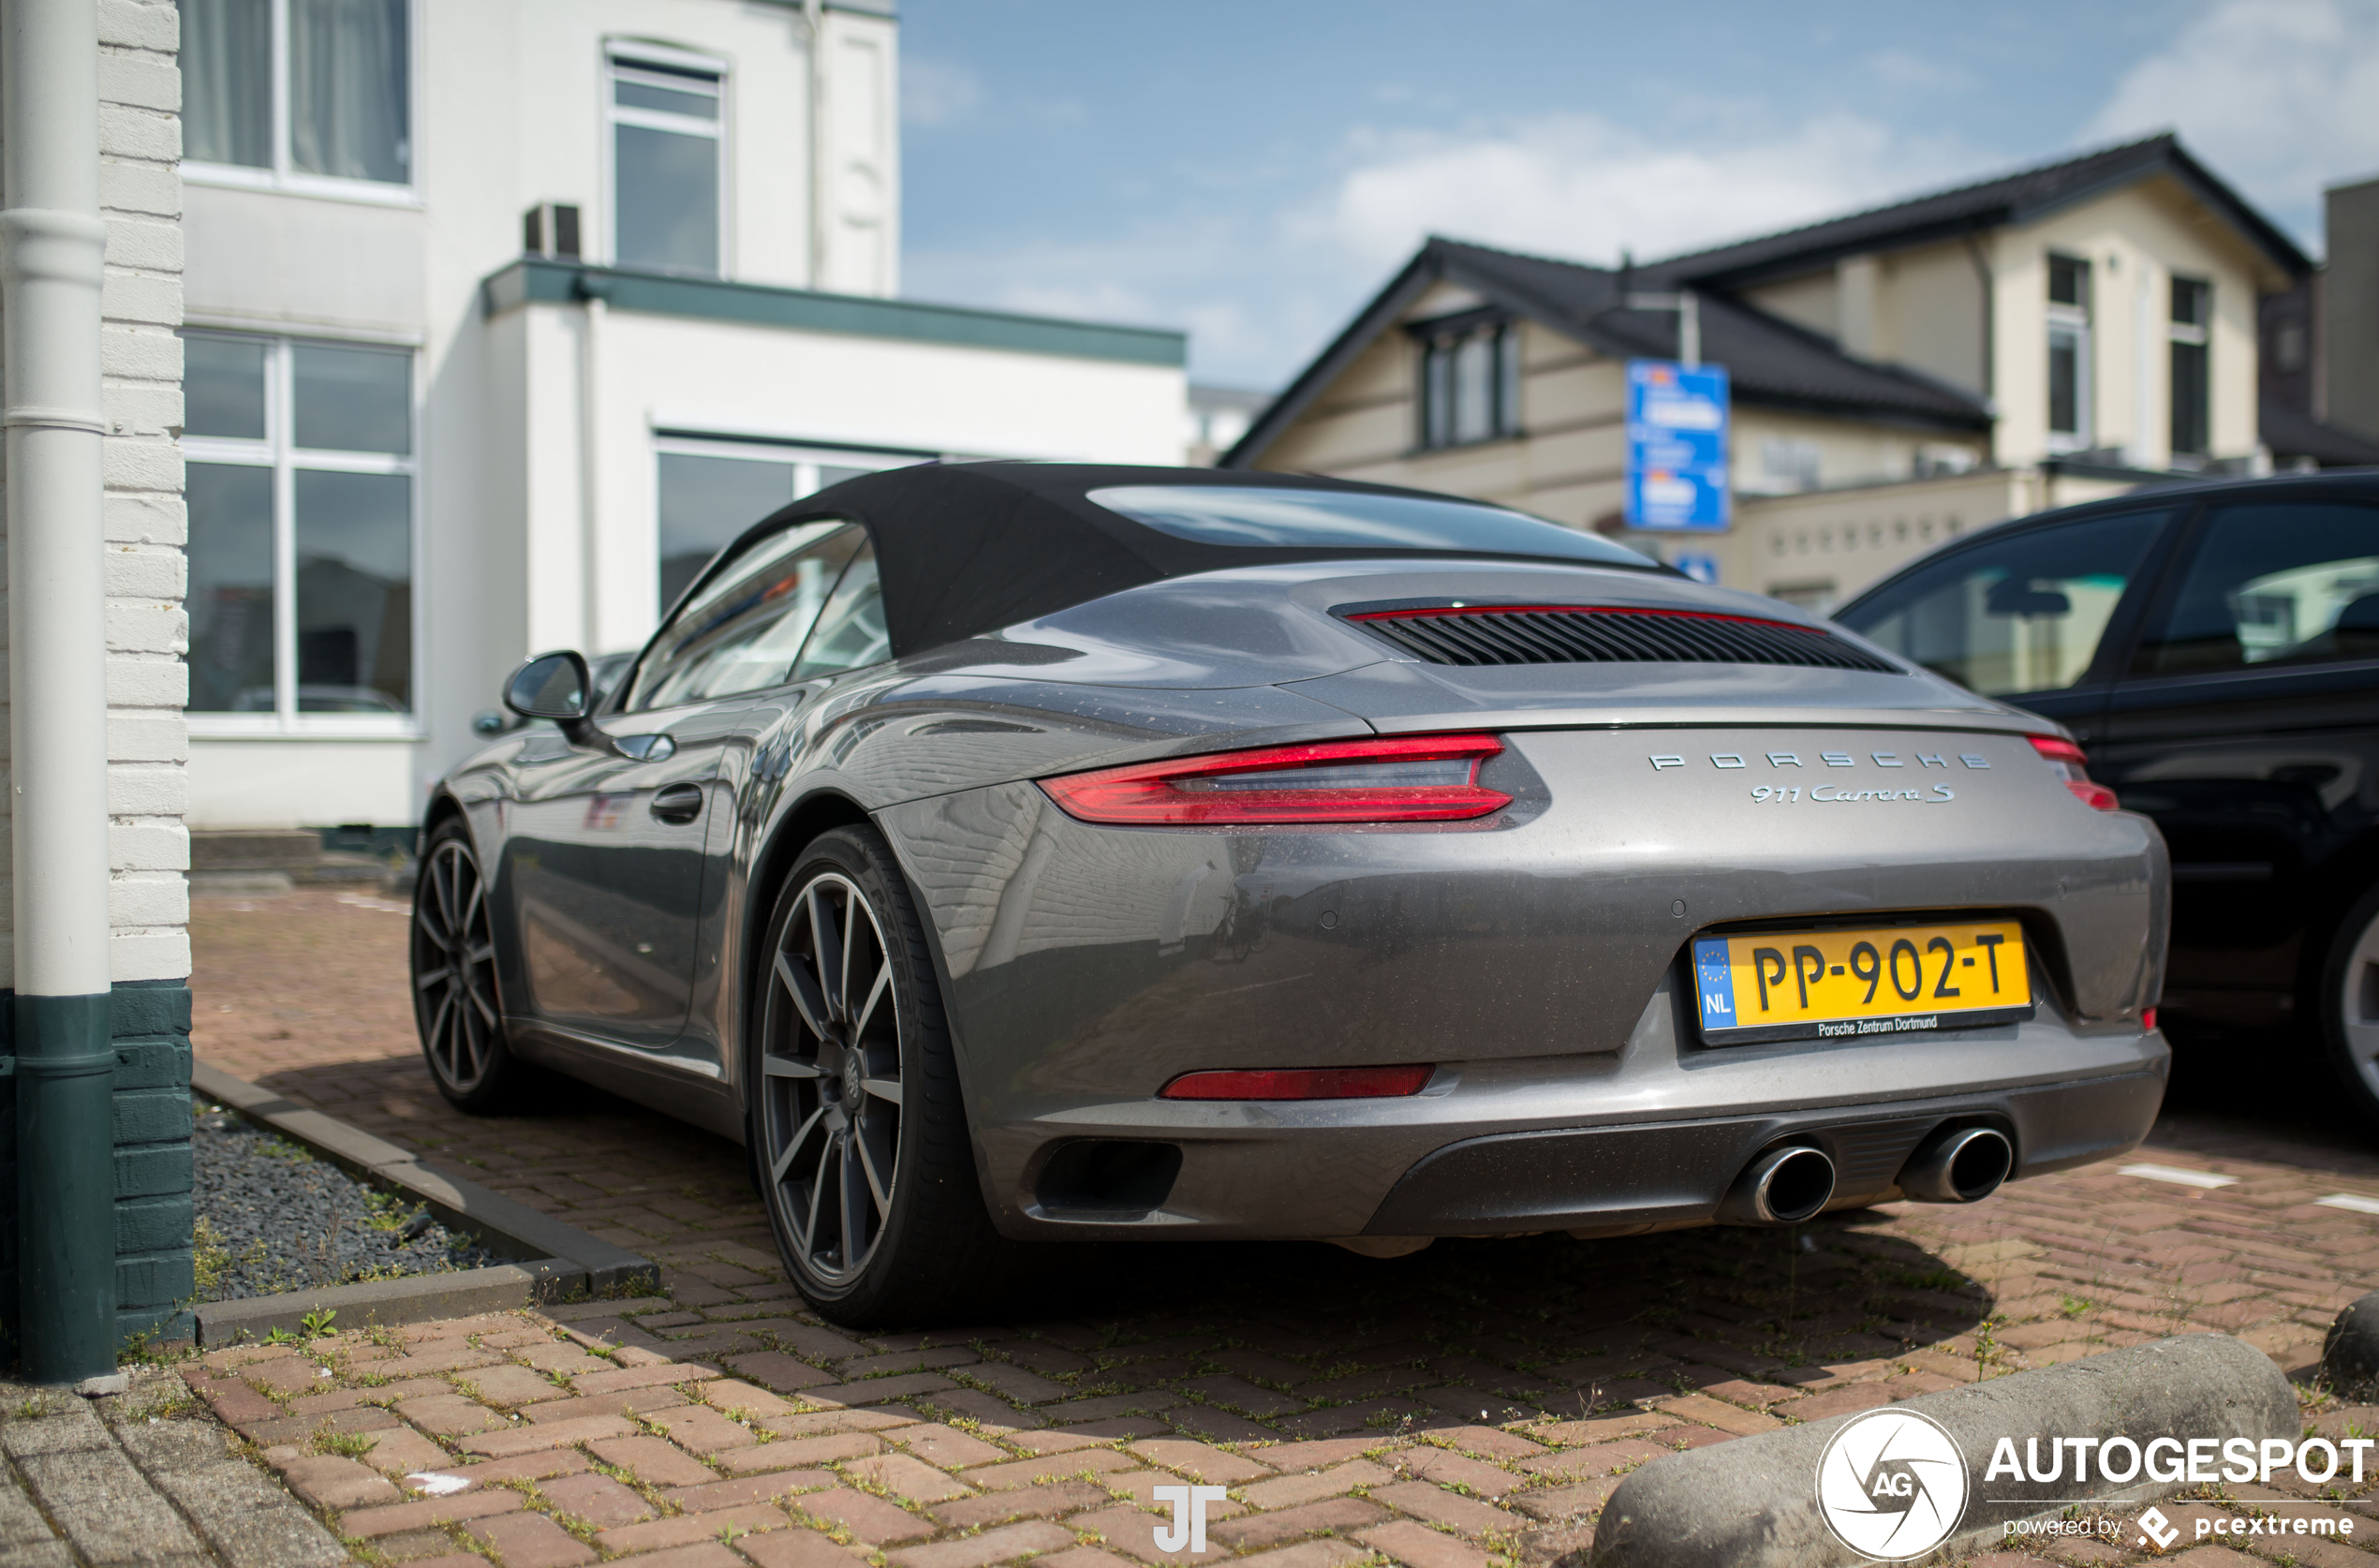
[1091,485,1657,568]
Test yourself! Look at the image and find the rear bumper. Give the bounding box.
[877,722,2171,1243]
[1363,1060,2165,1236]
[968,984,2166,1240]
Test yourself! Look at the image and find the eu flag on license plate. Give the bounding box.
[1692,938,1738,1025]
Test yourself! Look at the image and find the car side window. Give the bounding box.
[2133,502,2379,675]
[629,522,864,710]
[1833,510,2168,697]
[791,542,891,680]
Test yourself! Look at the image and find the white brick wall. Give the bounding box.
[100,0,187,984]
[0,0,193,988]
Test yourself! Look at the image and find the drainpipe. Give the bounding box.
[1961,230,1997,410]
[805,0,826,290]
[2,0,118,1383]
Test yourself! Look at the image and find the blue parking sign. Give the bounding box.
[1625,361,1730,531]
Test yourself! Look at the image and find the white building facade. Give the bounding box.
[177,0,1186,833]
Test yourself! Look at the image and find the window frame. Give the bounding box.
[2125,492,2379,683]
[1412,313,1522,452]
[621,518,876,714]
[1834,503,2187,701]
[182,329,425,738]
[2169,276,2212,462]
[647,435,920,628]
[2045,253,2093,453]
[181,0,422,207]
[604,41,731,277]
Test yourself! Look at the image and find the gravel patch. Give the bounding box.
[191,1100,495,1300]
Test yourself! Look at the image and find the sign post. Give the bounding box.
[1624,359,1731,534]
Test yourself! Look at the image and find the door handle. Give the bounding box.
[651,782,705,825]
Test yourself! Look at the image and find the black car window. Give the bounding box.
[790,541,890,680]
[1089,485,1658,568]
[1834,510,2168,697]
[629,522,864,710]
[2134,501,2379,675]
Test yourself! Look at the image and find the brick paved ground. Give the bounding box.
[186,888,2379,1565]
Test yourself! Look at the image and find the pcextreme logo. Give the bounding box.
[1815,1408,1970,1561]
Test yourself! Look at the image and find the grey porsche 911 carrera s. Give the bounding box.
[415,462,2169,1324]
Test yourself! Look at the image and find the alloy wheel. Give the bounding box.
[2342,903,2379,1098]
[413,837,502,1094]
[761,872,905,1283]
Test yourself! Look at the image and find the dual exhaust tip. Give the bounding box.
[1718,1124,2014,1226]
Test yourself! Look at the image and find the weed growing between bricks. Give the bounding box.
[192,1098,495,1299]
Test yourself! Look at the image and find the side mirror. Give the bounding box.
[504,651,594,730]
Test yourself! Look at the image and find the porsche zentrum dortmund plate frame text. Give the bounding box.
[1692,920,2034,1045]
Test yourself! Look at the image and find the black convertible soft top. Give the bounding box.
[718,462,1658,661]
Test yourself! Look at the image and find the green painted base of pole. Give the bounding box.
[15,993,116,1383]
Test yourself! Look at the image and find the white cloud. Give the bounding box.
[902,56,981,126]
[1306,110,1977,275]
[2085,0,2379,240]
[908,108,1986,388]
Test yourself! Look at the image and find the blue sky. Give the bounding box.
[896,0,2379,388]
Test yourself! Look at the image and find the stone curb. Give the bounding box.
[2322,1290,2379,1397]
[192,1260,585,1343]
[1591,1333,2298,1568]
[188,1059,660,1343]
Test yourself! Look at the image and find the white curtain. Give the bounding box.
[290,0,409,184]
[182,0,272,168]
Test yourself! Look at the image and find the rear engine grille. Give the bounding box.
[1347,605,1899,673]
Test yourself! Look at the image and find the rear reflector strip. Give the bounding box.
[1042,733,1509,825]
[1160,1065,1434,1100]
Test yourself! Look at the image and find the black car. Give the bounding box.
[1836,471,2379,1123]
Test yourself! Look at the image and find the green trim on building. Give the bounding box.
[480,259,1187,368]
[0,981,195,1358]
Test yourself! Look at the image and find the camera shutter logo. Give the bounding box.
[1815,1407,1970,1561]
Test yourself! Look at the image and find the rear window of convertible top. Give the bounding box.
[1089,485,1657,568]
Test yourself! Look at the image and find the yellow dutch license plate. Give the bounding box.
[1690,920,2033,1044]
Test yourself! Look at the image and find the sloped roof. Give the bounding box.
[1225,133,2311,471]
[1223,235,1988,467]
[2262,398,2379,467]
[1647,134,2313,289]
[1432,237,1991,424]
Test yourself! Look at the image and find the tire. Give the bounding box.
[747,824,1013,1325]
[411,818,530,1113]
[2320,881,2379,1131]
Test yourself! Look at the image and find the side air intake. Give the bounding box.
[1343,604,1900,673]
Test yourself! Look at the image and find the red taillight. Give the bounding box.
[1041,733,1510,825]
[2029,734,2119,812]
[1159,1065,1434,1100]
[2142,1007,2158,1033]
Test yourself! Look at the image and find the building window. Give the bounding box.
[183,332,416,724]
[1759,437,1821,493]
[183,0,411,189]
[2046,254,2091,451]
[2170,276,2211,462]
[1416,317,1520,450]
[654,440,921,614]
[609,48,724,276]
